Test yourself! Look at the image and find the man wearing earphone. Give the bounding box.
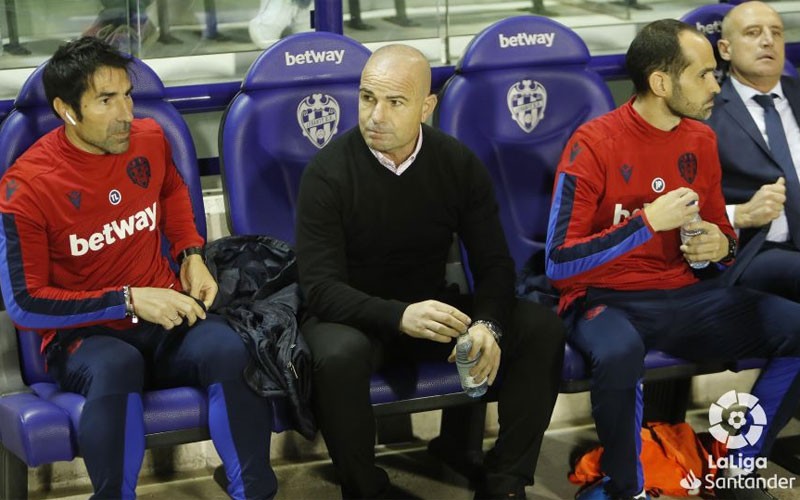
[0,37,278,499]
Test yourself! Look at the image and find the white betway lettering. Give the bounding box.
[284,49,345,66]
[695,20,722,36]
[613,203,651,225]
[498,32,555,48]
[69,203,157,256]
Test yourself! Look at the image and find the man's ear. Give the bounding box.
[53,97,76,125]
[649,71,672,98]
[718,39,732,62]
[421,93,438,122]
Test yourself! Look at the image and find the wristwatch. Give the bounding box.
[177,246,204,265]
[720,234,737,264]
[471,319,502,343]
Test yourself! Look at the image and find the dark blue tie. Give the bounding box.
[753,93,800,245]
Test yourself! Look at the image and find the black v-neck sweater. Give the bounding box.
[296,124,515,337]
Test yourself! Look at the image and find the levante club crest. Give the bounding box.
[507,79,547,133]
[297,93,340,149]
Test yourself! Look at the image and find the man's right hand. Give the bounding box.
[130,287,207,330]
[733,178,786,229]
[399,300,471,343]
[643,187,699,232]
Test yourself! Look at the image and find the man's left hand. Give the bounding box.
[679,221,729,264]
[447,323,501,386]
[180,254,218,310]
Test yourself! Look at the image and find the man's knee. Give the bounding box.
[509,300,565,357]
[304,321,375,378]
[72,337,145,396]
[739,247,800,301]
[186,317,250,382]
[570,308,645,387]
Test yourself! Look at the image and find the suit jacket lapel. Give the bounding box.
[719,78,773,159]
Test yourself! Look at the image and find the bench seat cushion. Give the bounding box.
[369,362,462,405]
[0,392,74,466]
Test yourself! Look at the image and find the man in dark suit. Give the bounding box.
[706,1,800,300]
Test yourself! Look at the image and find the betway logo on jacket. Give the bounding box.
[613,203,650,225]
[69,203,157,256]
[498,32,555,48]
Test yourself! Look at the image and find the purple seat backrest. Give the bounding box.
[0,58,205,385]
[17,329,48,384]
[680,4,798,79]
[220,32,371,243]
[436,16,614,271]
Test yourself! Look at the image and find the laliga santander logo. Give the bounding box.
[679,470,702,495]
[708,390,766,449]
[675,391,795,494]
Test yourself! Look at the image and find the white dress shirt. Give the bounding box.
[368,126,423,176]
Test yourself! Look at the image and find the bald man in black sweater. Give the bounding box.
[296,44,565,500]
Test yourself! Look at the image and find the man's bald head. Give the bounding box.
[719,1,785,92]
[721,1,779,39]
[358,44,437,165]
[363,44,432,99]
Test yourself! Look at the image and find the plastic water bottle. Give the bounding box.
[456,332,488,398]
[680,213,709,269]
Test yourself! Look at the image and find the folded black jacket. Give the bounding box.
[205,235,315,440]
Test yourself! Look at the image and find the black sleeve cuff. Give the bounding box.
[178,246,204,265]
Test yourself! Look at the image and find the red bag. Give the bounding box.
[569,422,728,497]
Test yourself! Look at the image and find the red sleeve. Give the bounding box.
[158,132,205,260]
[546,131,655,283]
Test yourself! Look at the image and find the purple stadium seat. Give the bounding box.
[219,32,469,413]
[437,15,616,390]
[220,31,369,243]
[437,15,615,272]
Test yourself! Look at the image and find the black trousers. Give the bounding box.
[302,298,565,498]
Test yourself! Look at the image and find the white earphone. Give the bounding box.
[65,111,77,126]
